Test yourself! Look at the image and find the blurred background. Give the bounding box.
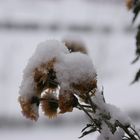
[0,0,140,139]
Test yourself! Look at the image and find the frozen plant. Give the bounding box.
[19,39,140,140]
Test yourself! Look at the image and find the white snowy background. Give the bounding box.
[0,0,140,140]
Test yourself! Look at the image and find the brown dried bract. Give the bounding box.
[18,96,38,121]
[41,93,58,119]
[59,89,78,113]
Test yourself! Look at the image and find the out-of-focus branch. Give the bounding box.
[76,90,140,140]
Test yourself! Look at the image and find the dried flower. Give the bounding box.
[64,39,88,54]
[33,67,47,95]
[41,92,58,119]
[126,0,134,10]
[33,59,58,96]
[19,40,97,120]
[18,96,39,121]
[59,89,78,113]
[72,79,97,98]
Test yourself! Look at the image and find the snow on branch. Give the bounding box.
[18,39,140,140]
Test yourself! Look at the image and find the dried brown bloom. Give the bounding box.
[72,80,97,100]
[64,39,88,54]
[41,92,58,119]
[18,96,39,121]
[59,89,78,113]
[33,58,58,96]
[126,0,134,10]
[33,67,47,96]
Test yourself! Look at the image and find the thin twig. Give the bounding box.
[81,105,92,108]
[76,106,93,113]
[116,120,138,140]
[78,102,94,122]
[86,92,97,113]
[130,126,140,139]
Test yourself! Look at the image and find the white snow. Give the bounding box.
[54,52,96,88]
[98,123,124,140]
[19,40,69,97]
[94,90,130,125]
[19,75,34,98]
[106,103,130,125]
[23,40,69,76]
[19,39,96,97]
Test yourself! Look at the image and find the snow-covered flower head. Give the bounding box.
[18,39,97,121]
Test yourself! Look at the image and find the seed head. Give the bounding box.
[41,92,58,119]
[59,89,78,113]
